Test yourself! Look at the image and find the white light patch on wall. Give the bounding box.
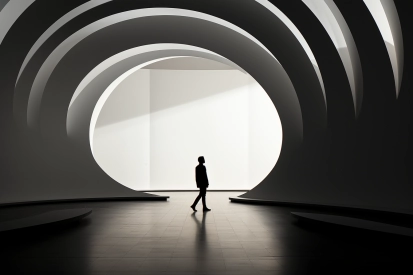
[150,70,249,190]
[248,80,282,186]
[93,70,151,190]
[93,67,282,190]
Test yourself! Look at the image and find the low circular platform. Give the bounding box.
[0,209,92,232]
[292,212,413,237]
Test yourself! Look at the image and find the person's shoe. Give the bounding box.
[203,208,211,212]
[190,205,197,212]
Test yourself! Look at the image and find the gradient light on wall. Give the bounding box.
[92,57,282,190]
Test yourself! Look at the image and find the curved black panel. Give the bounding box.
[15,0,326,136]
[243,0,357,203]
[333,0,406,205]
[273,0,357,194]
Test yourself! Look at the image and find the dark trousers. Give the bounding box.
[192,187,207,209]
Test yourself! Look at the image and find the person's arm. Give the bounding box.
[204,166,209,187]
[195,167,200,187]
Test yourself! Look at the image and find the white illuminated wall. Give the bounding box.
[93,60,282,190]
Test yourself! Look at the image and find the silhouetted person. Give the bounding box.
[191,156,211,212]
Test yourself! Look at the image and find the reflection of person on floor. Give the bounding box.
[191,212,208,248]
[191,156,211,212]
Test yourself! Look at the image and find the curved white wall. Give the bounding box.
[93,66,282,190]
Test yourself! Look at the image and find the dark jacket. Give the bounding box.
[195,164,209,188]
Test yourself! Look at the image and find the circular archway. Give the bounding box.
[90,56,283,191]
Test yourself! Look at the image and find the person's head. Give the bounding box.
[198,156,205,164]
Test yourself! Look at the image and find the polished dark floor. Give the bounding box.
[0,192,412,275]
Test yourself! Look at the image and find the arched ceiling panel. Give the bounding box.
[0,0,35,46]
[16,0,113,84]
[0,0,411,212]
[303,0,363,116]
[40,16,300,144]
[256,0,326,105]
[264,0,355,126]
[3,0,359,206]
[9,1,331,205]
[31,15,304,200]
[0,0,10,13]
[25,8,280,130]
[13,1,327,146]
[69,45,244,110]
[65,44,246,149]
[364,0,403,96]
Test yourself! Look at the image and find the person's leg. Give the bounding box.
[201,188,210,211]
[201,188,206,209]
[191,189,202,211]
